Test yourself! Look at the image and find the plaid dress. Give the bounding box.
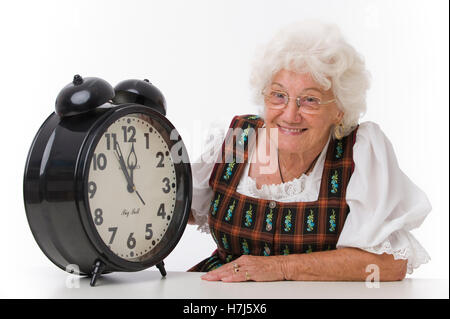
[188,114,358,272]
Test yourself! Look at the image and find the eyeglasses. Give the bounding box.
[262,89,336,114]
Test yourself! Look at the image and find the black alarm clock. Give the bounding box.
[23,75,192,286]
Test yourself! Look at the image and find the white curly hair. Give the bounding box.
[249,20,371,139]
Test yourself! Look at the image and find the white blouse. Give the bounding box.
[190,120,431,275]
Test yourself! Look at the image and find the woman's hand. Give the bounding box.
[199,248,407,282]
[201,255,285,282]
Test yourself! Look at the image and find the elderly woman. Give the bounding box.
[187,21,431,282]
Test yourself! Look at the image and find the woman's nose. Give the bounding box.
[283,98,302,122]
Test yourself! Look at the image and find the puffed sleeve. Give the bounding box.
[190,121,227,234]
[336,121,432,274]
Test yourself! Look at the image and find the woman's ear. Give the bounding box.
[334,109,344,124]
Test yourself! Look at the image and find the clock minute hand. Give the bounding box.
[114,141,146,206]
[127,142,138,193]
[126,142,146,206]
[114,141,133,187]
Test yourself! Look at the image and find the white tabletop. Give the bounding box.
[1,266,448,299]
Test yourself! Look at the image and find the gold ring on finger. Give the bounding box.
[245,271,251,281]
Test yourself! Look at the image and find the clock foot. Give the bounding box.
[156,261,167,277]
[90,260,105,287]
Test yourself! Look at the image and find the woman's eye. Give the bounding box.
[272,92,285,99]
[305,96,320,104]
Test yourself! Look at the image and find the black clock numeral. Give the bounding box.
[162,177,171,193]
[156,203,166,219]
[127,233,136,249]
[144,133,150,149]
[157,203,166,219]
[156,151,165,167]
[108,227,117,244]
[93,153,107,170]
[122,126,136,143]
[105,133,118,150]
[94,208,103,226]
[88,181,97,198]
[145,224,153,240]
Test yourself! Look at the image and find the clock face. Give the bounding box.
[87,113,177,262]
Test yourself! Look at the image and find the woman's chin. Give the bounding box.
[277,140,304,153]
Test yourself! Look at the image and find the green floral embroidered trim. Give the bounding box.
[336,141,343,159]
[221,234,229,249]
[225,200,236,221]
[263,243,271,256]
[244,204,253,227]
[245,115,260,120]
[284,210,292,232]
[265,208,274,231]
[329,209,336,232]
[206,260,223,271]
[238,127,250,146]
[211,194,221,216]
[242,239,250,255]
[223,159,236,180]
[306,245,313,253]
[306,210,315,232]
[282,245,290,255]
[331,170,339,193]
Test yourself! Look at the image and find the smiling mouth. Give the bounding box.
[277,125,308,135]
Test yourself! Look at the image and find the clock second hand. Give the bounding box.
[114,141,146,206]
[134,189,146,206]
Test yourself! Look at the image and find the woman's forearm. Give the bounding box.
[279,247,407,282]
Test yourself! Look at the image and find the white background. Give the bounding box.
[0,0,448,296]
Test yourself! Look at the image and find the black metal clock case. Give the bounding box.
[23,75,192,286]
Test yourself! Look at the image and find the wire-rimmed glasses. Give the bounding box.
[262,89,336,114]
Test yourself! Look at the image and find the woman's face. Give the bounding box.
[264,69,343,155]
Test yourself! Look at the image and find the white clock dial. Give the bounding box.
[87,113,177,261]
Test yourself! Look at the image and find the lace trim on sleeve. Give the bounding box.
[360,231,431,275]
[191,208,210,234]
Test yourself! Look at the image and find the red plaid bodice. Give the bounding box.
[206,114,358,265]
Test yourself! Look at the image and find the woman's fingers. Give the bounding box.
[200,255,284,282]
